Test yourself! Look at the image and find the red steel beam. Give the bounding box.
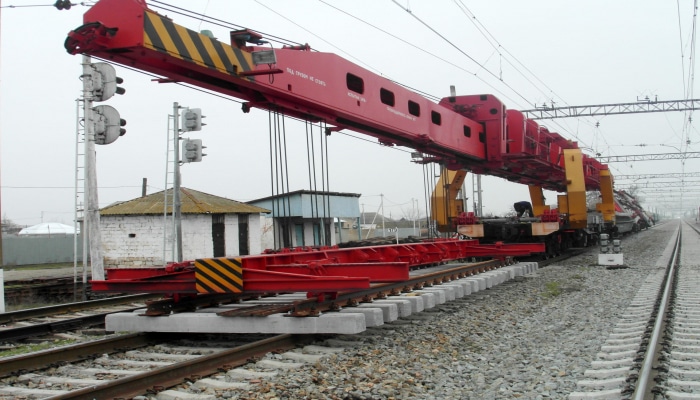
[64,0,609,193]
[90,240,543,294]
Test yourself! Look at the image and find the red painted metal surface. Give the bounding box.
[63,0,578,296]
[65,0,609,194]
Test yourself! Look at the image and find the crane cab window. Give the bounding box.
[380,88,395,106]
[408,100,420,117]
[431,111,442,125]
[346,73,364,94]
[463,125,471,137]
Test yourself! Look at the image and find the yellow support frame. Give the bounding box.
[596,169,616,223]
[563,148,588,229]
[431,168,467,232]
[528,185,550,217]
[564,149,588,229]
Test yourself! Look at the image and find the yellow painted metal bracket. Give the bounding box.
[195,257,244,293]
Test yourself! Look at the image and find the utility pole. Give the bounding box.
[0,2,4,267]
[473,174,483,217]
[82,55,105,281]
[412,198,417,236]
[171,104,206,262]
[381,194,385,237]
[77,57,126,284]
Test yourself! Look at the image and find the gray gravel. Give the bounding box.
[219,222,675,400]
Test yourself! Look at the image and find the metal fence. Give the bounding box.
[2,234,82,266]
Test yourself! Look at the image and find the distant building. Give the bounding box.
[18,222,78,236]
[99,188,269,267]
[248,190,361,249]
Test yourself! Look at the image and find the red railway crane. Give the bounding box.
[64,0,613,297]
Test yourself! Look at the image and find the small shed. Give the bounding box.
[99,188,270,267]
[248,190,361,249]
[18,222,78,236]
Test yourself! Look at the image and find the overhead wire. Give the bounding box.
[388,0,599,152]
[453,1,608,152]
[681,0,698,152]
[0,2,95,8]
[252,0,384,77]
[677,0,689,98]
[149,0,302,48]
[452,1,601,139]
[111,2,642,197]
[317,0,513,104]
[389,0,532,108]
[452,0,555,105]
[148,1,597,156]
[315,0,598,153]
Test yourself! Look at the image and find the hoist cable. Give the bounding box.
[323,122,332,242]
[280,114,293,245]
[268,109,279,248]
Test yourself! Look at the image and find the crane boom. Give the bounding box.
[63,0,628,298]
[65,0,612,198]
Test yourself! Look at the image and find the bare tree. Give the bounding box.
[1,214,23,234]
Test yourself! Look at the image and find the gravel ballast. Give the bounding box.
[219,222,676,400]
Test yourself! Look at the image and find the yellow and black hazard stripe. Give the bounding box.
[195,258,244,293]
[143,11,253,78]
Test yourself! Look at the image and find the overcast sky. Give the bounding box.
[1,0,698,227]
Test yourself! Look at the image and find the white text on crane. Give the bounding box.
[286,67,327,87]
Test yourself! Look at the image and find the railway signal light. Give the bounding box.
[181,108,205,132]
[93,105,126,145]
[54,0,72,10]
[89,63,125,102]
[182,138,206,162]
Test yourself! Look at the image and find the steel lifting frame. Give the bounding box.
[90,239,544,294]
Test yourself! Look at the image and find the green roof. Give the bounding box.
[100,188,270,216]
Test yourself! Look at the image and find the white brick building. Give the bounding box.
[100,188,269,268]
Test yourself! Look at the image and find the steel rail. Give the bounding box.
[0,308,144,342]
[285,258,504,316]
[46,334,302,400]
[0,332,170,377]
[141,259,505,317]
[218,255,581,318]
[1,255,579,396]
[0,293,158,325]
[632,221,682,399]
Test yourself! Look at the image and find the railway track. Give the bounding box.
[2,276,89,306]
[0,256,540,398]
[0,247,605,399]
[0,294,157,342]
[0,332,310,399]
[569,220,700,399]
[648,220,700,399]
